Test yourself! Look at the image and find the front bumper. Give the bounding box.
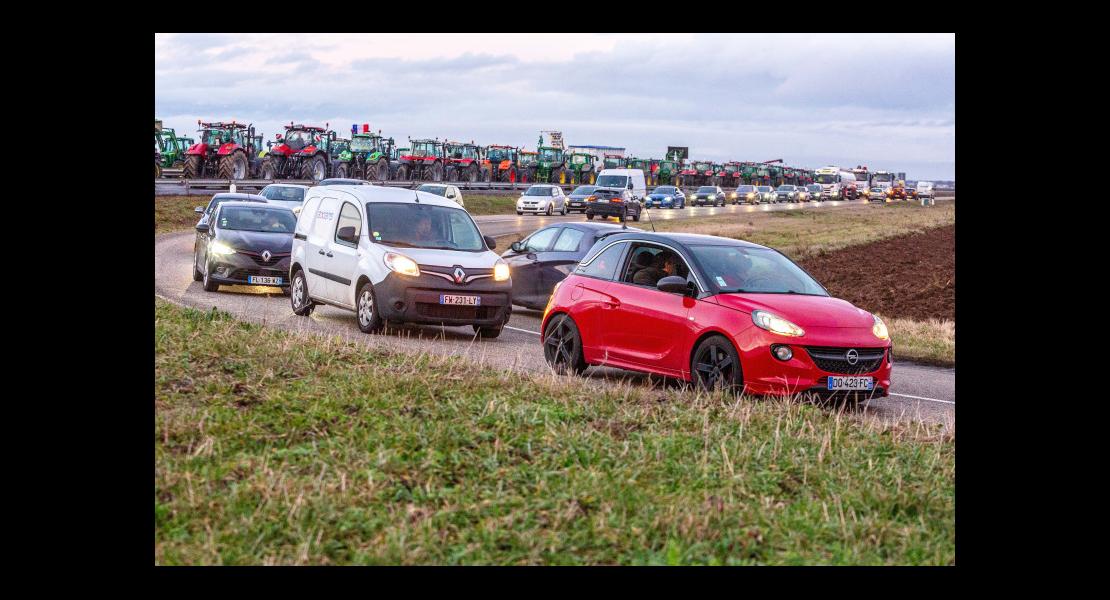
[372,271,513,327]
[566,199,589,210]
[517,202,550,213]
[645,198,675,207]
[209,253,291,287]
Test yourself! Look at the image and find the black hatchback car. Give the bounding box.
[501,222,634,309]
[193,201,298,293]
[585,188,642,222]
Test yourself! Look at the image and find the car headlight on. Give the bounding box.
[494,261,510,282]
[383,252,420,277]
[752,309,805,337]
[708,194,716,200]
[665,196,672,201]
[209,241,236,255]
[872,314,889,340]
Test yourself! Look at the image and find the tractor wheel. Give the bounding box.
[335,163,350,179]
[375,159,390,181]
[445,165,457,182]
[303,155,327,182]
[182,155,201,179]
[259,156,280,180]
[217,151,248,180]
[431,161,444,182]
[556,168,567,185]
[588,172,596,184]
[395,164,410,181]
[482,167,493,183]
[507,166,518,183]
[466,164,479,183]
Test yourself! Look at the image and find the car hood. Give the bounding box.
[381,245,499,269]
[647,194,674,199]
[219,229,293,253]
[711,293,874,327]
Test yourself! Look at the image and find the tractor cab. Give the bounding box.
[603,154,626,169]
[445,142,481,160]
[486,145,518,164]
[519,151,538,167]
[408,139,444,158]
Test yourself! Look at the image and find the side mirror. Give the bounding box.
[627,183,634,189]
[337,226,358,244]
[657,275,689,295]
[195,222,209,233]
[510,241,524,253]
[484,235,497,250]
[194,206,204,213]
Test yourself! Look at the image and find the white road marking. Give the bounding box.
[506,325,541,336]
[889,392,954,405]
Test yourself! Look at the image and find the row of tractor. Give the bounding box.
[155,120,893,188]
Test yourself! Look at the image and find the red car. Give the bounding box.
[540,232,893,400]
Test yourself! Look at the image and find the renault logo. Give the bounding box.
[845,349,859,365]
[261,250,272,262]
[453,267,466,284]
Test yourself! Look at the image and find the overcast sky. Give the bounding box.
[155,33,955,179]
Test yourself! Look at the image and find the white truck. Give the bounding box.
[814,166,859,200]
[870,170,895,193]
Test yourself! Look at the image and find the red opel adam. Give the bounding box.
[540,232,893,399]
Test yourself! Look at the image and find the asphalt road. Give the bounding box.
[155,200,954,426]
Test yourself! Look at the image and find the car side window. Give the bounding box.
[523,227,560,252]
[552,228,585,252]
[575,242,626,281]
[551,188,559,197]
[335,201,362,246]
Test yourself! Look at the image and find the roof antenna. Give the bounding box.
[413,189,420,203]
[645,202,656,232]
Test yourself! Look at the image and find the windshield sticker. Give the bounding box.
[373,231,382,241]
[716,276,727,287]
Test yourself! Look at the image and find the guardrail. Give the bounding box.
[156,178,577,194]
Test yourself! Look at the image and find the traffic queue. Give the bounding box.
[190,176,910,403]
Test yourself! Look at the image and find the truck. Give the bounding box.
[869,170,895,194]
[814,166,852,200]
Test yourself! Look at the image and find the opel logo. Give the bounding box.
[261,250,272,262]
[845,349,859,365]
[453,267,466,284]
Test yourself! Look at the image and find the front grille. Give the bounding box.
[804,346,886,374]
[227,267,286,279]
[239,250,290,267]
[416,303,494,320]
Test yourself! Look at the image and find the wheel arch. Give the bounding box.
[688,327,742,377]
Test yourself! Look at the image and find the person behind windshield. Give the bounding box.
[413,214,436,243]
[263,211,287,231]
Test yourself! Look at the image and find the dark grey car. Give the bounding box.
[193,201,296,293]
[501,222,634,309]
[565,185,598,213]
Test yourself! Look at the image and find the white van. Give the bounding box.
[595,168,647,203]
[915,181,934,198]
[289,185,512,337]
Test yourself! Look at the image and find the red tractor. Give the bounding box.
[395,138,447,181]
[259,123,337,182]
[443,141,484,182]
[182,121,262,179]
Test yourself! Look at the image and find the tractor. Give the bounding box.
[533,137,568,184]
[444,141,484,182]
[258,123,336,182]
[566,151,598,184]
[518,151,538,183]
[182,120,262,180]
[690,160,715,186]
[627,157,658,186]
[395,138,447,181]
[327,138,351,178]
[334,124,396,181]
[721,162,744,187]
[482,145,523,183]
[155,119,190,177]
[656,158,682,185]
[602,154,627,170]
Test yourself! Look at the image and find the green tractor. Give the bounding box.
[517,151,539,183]
[656,158,682,185]
[533,136,568,184]
[155,119,190,178]
[335,124,395,180]
[566,151,598,185]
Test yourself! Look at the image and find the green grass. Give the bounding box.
[462,194,519,216]
[155,299,955,565]
[156,195,205,234]
[653,199,955,260]
[885,317,955,367]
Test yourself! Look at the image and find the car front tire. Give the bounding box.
[356,281,384,333]
[202,257,220,292]
[543,314,587,375]
[691,335,743,392]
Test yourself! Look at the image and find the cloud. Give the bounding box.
[155,33,955,179]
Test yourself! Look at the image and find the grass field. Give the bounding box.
[156,299,955,565]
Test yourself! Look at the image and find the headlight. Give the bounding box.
[665,196,672,201]
[383,252,420,277]
[494,261,510,282]
[751,309,805,337]
[708,194,716,200]
[872,314,889,340]
[209,241,236,255]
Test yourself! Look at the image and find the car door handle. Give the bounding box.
[603,299,620,309]
[318,249,326,255]
[325,251,333,258]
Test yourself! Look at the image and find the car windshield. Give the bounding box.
[596,175,629,188]
[366,202,484,251]
[757,186,772,192]
[777,185,795,191]
[738,186,755,192]
[696,186,715,193]
[871,173,892,182]
[815,174,838,184]
[261,186,305,203]
[525,186,554,196]
[807,185,822,192]
[418,185,448,196]
[218,206,297,233]
[652,187,676,194]
[572,185,598,195]
[691,245,828,296]
[207,195,263,213]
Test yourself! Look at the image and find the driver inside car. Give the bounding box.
[633,252,676,287]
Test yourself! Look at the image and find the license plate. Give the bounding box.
[249,276,283,285]
[570,202,582,206]
[827,376,873,391]
[440,294,480,306]
[596,198,609,203]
